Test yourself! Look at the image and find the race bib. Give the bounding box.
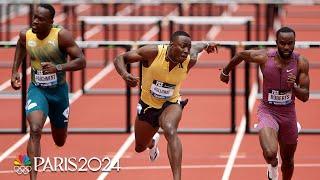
[268,89,292,105]
[34,70,57,87]
[150,80,175,99]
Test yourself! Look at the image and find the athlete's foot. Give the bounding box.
[267,164,278,180]
[149,133,160,162]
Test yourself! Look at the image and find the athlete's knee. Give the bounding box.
[263,149,277,162]
[281,155,294,169]
[282,159,294,170]
[162,124,177,140]
[29,125,43,139]
[135,144,147,153]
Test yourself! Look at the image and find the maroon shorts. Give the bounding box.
[256,102,298,144]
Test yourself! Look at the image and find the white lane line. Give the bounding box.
[84,63,114,90]
[116,5,137,16]
[206,4,239,40]
[0,63,114,163]
[0,67,31,92]
[222,83,258,180]
[140,7,178,41]
[140,26,159,41]
[97,133,135,180]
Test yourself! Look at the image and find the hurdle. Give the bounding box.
[78,16,163,94]
[1,40,239,134]
[0,41,27,133]
[2,40,319,134]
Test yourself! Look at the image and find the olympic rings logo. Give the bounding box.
[13,166,32,175]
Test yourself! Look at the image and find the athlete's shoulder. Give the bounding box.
[57,26,76,48]
[18,28,30,45]
[137,44,159,59]
[138,44,159,53]
[19,28,30,37]
[57,26,72,38]
[298,55,309,68]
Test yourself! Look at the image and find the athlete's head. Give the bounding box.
[276,27,295,60]
[31,4,55,35]
[167,31,192,64]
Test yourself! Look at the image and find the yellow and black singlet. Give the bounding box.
[141,45,190,109]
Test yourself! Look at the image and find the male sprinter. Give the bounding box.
[11,4,86,179]
[114,31,218,180]
[220,27,309,180]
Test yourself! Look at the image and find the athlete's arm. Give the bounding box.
[294,56,310,102]
[220,49,267,84]
[114,45,158,87]
[42,29,86,73]
[11,29,27,90]
[188,42,218,72]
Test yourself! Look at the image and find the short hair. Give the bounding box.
[170,31,191,42]
[276,26,295,39]
[39,4,55,19]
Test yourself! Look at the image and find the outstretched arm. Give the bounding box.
[188,42,218,72]
[11,29,27,90]
[41,29,86,74]
[220,49,267,84]
[114,45,158,87]
[293,56,310,102]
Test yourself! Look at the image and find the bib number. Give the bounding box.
[150,80,175,99]
[268,89,292,105]
[34,70,57,87]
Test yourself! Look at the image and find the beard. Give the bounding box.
[278,48,293,59]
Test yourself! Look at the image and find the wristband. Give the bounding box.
[221,69,229,77]
[56,64,63,72]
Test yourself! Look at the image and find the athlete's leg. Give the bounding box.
[26,84,48,180]
[259,127,279,166]
[279,142,297,180]
[48,84,69,147]
[27,111,46,180]
[159,104,182,180]
[134,116,159,153]
[256,104,280,179]
[49,107,68,147]
[278,114,298,180]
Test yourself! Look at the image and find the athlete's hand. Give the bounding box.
[41,62,57,74]
[122,73,140,87]
[205,42,218,54]
[287,73,296,88]
[11,72,21,90]
[220,69,229,84]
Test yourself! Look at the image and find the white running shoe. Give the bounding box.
[297,122,302,133]
[149,133,160,162]
[267,164,279,180]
